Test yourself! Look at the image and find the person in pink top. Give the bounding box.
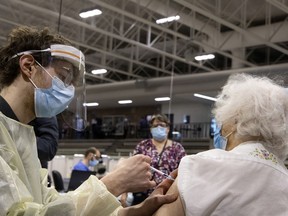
[133,114,186,204]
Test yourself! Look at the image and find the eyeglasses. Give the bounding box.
[51,59,75,87]
[35,60,74,87]
[151,123,168,128]
[56,65,74,87]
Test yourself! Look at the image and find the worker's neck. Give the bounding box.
[0,84,35,124]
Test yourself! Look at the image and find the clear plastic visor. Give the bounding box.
[61,72,87,132]
[49,44,87,132]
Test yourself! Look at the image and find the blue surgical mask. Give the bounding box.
[34,76,75,117]
[213,125,232,150]
[151,126,167,141]
[89,160,99,167]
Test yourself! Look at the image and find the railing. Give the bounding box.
[173,122,211,140]
[59,122,211,140]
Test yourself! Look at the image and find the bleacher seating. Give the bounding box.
[58,138,211,156]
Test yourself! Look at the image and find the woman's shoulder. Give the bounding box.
[170,140,185,149]
[139,138,152,144]
[136,139,153,148]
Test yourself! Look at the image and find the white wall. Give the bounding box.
[162,101,213,124]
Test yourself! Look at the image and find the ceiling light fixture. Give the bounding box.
[79,8,102,18]
[194,54,215,61]
[83,102,99,107]
[154,97,170,101]
[74,154,84,157]
[194,93,217,102]
[91,69,107,74]
[156,15,180,24]
[118,100,132,104]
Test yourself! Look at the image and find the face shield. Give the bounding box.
[49,44,87,131]
[12,44,87,131]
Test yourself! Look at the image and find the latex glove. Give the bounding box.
[101,154,156,196]
[118,169,178,216]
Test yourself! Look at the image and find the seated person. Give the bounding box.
[154,74,288,216]
[73,147,101,171]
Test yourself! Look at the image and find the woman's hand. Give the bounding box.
[118,169,178,216]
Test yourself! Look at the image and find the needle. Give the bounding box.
[150,166,175,181]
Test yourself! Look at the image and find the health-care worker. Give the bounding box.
[0,26,177,215]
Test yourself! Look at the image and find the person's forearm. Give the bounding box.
[117,200,153,216]
[117,205,139,216]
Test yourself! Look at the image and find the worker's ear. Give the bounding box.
[19,54,36,79]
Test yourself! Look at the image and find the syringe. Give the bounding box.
[150,166,175,181]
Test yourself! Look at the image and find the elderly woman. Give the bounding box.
[154,74,288,216]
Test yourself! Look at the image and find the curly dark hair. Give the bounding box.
[0,26,71,89]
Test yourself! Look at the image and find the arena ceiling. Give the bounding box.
[1,0,288,108]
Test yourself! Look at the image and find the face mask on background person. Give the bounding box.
[151,126,167,141]
[30,62,75,118]
[89,159,99,167]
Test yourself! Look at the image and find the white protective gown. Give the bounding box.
[0,112,121,216]
[178,142,288,216]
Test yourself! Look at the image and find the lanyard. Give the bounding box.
[151,139,168,182]
[156,139,168,167]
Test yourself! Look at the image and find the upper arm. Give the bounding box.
[31,117,59,160]
[153,178,185,216]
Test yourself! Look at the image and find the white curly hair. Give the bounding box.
[212,73,288,161]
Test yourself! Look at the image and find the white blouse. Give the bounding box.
[178,142,288,216]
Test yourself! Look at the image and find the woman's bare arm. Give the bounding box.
[153,178,185,216]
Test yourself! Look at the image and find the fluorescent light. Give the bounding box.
[156,15,180,24]
[79,9,102,18]
[55,155,66,158]
[194,93,217,101]
[194,54,215,61]
[155,97,170,101]
[101,154,108,158]
[74,154,84,157]
[92,69,107,74]
[118,100,132,104]
[83,102,99,107]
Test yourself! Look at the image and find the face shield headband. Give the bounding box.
[12,44,87,131]
[11,44,85,79]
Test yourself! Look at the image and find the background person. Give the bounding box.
[133,114,186,204]
[73,147,101,171]
[154,74,288,216]
[0,25,176,215]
